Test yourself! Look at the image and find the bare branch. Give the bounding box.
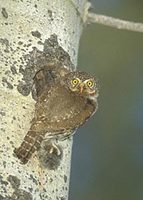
[87,12,143,33]
[83,1,143,33]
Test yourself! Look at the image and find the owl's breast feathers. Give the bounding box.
[31,84,97,136]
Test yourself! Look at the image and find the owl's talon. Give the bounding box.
[50,143,61,156]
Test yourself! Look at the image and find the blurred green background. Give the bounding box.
[69,0,143,200]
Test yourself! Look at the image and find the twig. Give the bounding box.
[87,12,143,33]
[82,1,143,33]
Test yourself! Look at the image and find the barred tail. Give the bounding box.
[14,130,44,164]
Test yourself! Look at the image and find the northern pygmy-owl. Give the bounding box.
[14,65,99,168]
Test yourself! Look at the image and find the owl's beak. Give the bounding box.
[79,83,84,93]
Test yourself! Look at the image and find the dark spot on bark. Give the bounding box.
[18,41,23,45]
[19,65,25,74]
[29,174,38,185]
[11,189,32,200]
[64,175,67,183]
[7,175,20,189]
[10,65,17,75]
[27,43,32,47]
[43,188,47,193]
[0,175,8,186]
[37,40,43,45]
[21,48,26,52]
[28,187,33,193]
[3,161,6,168]
[34,4,37,8]
[60,197,66,200]
[65,187,68,190]
[48,10,53,20]
[43,34,74,69]
[0,194,5,200]
[49,177,53,182]
[0,110,5,116]
[0,38,10,52]
[2,8,8,18]
[0,128,5,132]
[5,70,11,75]
[31,30,41,39]
[2,77,13,89]
[9,140,14,145]
[17,81,31,96]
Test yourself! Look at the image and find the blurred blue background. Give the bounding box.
[69,0,143,200]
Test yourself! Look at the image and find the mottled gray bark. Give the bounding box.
[0,0,87,199]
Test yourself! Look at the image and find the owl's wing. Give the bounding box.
[48,98,97,134]
[33,85,97,135]
[32,67,55,99]
[32,62,71,99]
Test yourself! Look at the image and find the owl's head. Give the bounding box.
[62,71,99,101]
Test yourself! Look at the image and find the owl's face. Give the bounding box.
[62,71,99,101]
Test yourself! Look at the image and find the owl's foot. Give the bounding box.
[49,142,61,156]
[37,140,63,170]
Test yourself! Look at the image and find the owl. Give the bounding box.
[14,64,99,168]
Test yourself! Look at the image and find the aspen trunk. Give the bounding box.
[0,0,87,199]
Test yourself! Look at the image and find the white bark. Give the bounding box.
[0,0,87,199]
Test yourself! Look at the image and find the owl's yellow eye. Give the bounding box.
[71,78,79,86]
[86,80,94,87]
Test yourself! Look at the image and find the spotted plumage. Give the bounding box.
[14,65,99,168]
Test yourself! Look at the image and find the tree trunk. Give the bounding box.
[0,0,87,199]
